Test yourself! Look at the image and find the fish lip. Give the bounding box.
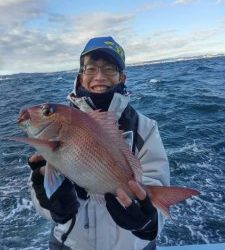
[17,109,31,124]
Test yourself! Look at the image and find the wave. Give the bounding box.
[148,78,162,84]
[188,103,223,112]
[0,77,12,81]
[194,66,213,71]
[1,56,225,248]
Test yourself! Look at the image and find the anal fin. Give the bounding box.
[44,163,65,198]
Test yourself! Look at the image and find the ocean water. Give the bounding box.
[0,56,225,249]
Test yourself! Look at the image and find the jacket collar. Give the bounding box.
[67,91,130,120]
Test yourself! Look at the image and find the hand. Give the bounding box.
[104,180,158,240]
[28,154,79,224]
[28,154,46,174]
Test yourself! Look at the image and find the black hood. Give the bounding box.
[76,83,127,111]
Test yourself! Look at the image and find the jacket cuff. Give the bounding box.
[31,169,44,185]
[31,170,51,209]
[132,212,158,241]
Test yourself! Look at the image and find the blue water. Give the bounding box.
[0,56,225,249]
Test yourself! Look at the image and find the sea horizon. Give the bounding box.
[1,53,225,77]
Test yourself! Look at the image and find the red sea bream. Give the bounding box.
[14,103,199,217]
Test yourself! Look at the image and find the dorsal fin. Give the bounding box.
[88,110,122,139]
[87,110,143,181]
[88,110,119,128]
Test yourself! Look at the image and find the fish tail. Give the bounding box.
[145,185,200,218]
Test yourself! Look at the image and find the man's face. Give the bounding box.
[80,55,126,94]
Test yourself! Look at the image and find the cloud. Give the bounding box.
[0,0,47,29]
[173,0,225,4]
[0,27,78,73]
[62,12,133,44]
[0,0,28,7]
[1,13,225,74]
[216,0,225,3]
[125,26,225,63]
[172,0,198,4]
[135,1,165,13]
[0,11,134,74]
[0,1,224,75]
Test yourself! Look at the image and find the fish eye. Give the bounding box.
[42,104,54,116]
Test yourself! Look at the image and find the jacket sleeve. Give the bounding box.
[28,173,53,221]
[136,113,170,234]
[29,173,79,224]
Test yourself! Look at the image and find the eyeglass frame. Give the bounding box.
[80,64,120,76]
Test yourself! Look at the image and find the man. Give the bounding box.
[29,36,170,250]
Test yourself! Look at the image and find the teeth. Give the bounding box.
[92,86,109,91]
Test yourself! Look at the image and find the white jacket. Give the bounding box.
[30,93,170,250]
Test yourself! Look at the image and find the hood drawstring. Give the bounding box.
[60,214,76,250]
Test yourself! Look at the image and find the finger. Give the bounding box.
[128,180,146,201]
[116,188,132,207]
[105,193,127,214]
[28,155,46,171]
[29,154,45,163]
[39,166,45,176]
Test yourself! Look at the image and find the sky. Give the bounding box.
[0,0,225,75]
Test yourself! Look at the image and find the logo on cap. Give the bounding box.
[104,41,125,61]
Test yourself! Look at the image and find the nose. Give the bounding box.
[94,68,107,79]
[17,109,30,123]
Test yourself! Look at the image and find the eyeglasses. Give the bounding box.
[82,64,119,76]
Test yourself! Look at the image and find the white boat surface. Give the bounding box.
[159,242,225,250]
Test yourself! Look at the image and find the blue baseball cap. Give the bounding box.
[80,36,125,70]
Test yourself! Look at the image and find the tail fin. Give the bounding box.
[146,185,200,218]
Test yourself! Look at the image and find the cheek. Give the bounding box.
[111,75,120,84]
[80,75,92,88]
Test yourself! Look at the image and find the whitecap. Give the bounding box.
[167,140,206,155]
[0,77,10,81]
[4,198,33,220]
[149,78,161,84]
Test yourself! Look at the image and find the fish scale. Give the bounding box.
[58,128,121,194]
[70,120,133,187]
[69,127,131,194]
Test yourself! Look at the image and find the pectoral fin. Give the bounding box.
[6,137,61,151]
[44,163,65,198]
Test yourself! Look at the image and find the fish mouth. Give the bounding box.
[30,122,53,138]
[18,109,31,124]
[18,109,52,138]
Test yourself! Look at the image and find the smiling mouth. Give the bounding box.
[91,85,111,92]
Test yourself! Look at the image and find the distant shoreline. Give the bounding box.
[1,53,225,77]
[127,53,225,67]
